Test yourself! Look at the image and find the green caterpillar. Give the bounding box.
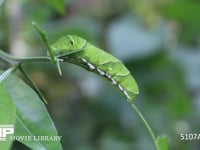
[50,35,139,102]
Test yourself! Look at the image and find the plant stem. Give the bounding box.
[0,48,158,149]
[18,65,48,104]
[131,103,158,150]
[0,49,51,64]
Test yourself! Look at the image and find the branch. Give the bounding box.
[0,49,51,65]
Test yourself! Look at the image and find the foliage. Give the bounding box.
[0,83,15,150]
[0,0,199,150]
[0,70,62,149]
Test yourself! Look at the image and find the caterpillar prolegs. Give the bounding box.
[51,35,139,102]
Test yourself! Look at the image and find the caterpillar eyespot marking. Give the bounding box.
[51,35,139,102]
[67,35,75,45]
[70,40,74,45]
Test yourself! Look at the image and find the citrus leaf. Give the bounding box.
[0,83,15,150]
[43,0,65,14]
[0,66,17,82]
[1,71,63,150]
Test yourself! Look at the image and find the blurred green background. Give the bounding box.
[1,0,200,150]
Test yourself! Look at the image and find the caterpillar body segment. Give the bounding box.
[51,35,139,102]
[50,35,87,56]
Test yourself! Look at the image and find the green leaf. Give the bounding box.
[1,71,63,150]
[0,83,15,150]
[156,136,168,150]
[0,66,17,82]
[43,0,65,14]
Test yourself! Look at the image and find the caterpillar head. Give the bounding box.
[50,35,87,56]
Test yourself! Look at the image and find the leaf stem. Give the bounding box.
[131,103,158,150]
[18,65,48,104]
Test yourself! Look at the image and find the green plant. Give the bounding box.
[0,22,168,150]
